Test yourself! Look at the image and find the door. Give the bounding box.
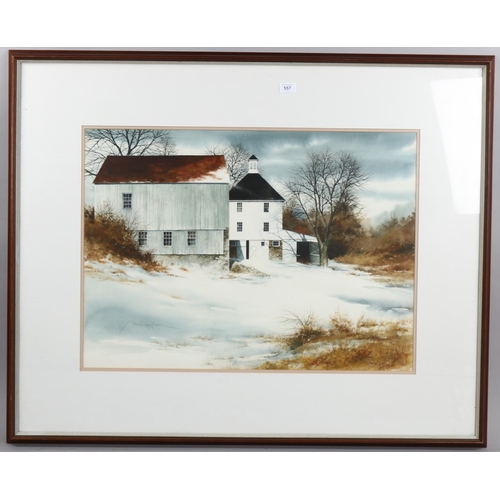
[230,241,244,262]
[296,241,310,264]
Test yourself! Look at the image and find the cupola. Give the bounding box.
[248,155,259,173]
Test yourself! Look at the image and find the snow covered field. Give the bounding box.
[83,259,413,370]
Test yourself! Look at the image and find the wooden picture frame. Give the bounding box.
[7,50,494,446]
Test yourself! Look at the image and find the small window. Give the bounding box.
[237,222,243,232]
[261,241,265,246]
[163,231,172,246]
[188,231,196,246]
[123,193,132,209]
[272,240,281,247]
[230,240,237,247]
[237,202,243,212]
[263,222,269,232]
[264,202,269,212]
[138,231,147,246]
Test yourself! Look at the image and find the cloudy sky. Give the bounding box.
[170,128,417,226]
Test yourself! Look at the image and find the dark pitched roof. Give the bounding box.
[229,173,285,201]
[93,155,228,184]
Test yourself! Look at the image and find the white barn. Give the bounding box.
[93,155,230,264]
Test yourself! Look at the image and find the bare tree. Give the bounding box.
[285,150,368,267]
[85,128,177,177]
[206,142,250,184]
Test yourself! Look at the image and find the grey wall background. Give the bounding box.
[1,47,498,452]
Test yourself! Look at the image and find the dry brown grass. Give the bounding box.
[337,213,416,281]
[83,262,145,283]
[336,252,414,281]
[259,311,413,371]
[230,262,269,277]
[84,206,165,273]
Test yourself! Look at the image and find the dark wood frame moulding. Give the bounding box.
[7,49,495,447]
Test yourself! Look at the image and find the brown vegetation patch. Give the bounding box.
[84,206,165,273]
[337,253,414,282]
[230,262,269,277]
[259,312,413,371]
[83,262,144,284]
[337,213,416,281]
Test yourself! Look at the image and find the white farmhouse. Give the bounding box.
[229,155,285,262]
[229,155,320,265]
[93,155,229,265]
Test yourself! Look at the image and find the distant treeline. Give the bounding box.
[283,203,415,276]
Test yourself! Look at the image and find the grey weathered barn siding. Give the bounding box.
[94,183,229,231]
[137,229,226,255]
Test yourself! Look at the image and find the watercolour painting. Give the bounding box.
[83,128,417,372]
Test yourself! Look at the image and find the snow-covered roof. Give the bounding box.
[94,155,229,184]
[279,229,317,242]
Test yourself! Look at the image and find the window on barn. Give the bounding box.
[261,241,265,246]
[163,231,172,246]
[237,202,243,212]
[123,193,132,209]
[237,222,243,232]
[138,231,147,246]
[272,240,281,247]
[264,202,269,212]
[188,231,196,246]
[263,222,269,232]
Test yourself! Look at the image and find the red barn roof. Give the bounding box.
[93,155,228,184]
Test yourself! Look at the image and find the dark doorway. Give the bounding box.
[230,241,238,259]
[246,240,250,260]
[230,241,244,264]
[296,241,310,264]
